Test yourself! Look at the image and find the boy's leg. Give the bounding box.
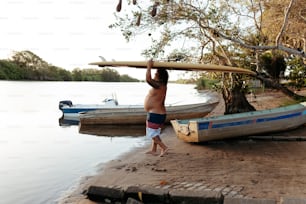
[153,136,169,156]
[152,141,157,151]
[145,139,158,155]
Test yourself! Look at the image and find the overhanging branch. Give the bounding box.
[214,29,306,58]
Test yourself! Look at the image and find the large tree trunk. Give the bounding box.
[222,86,256,115]
[221,74,256,114]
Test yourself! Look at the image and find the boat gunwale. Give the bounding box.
[79,101,219,118]
[174,103,306,125]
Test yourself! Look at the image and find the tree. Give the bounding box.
[110,0,306,113]
[287,57,306,89]
[120,74,140,82]
[72,68,83,81]
[1,50,139,81]
[101,68,120,82]
[56,67,72,81]
[261,0,306,53]
[259,52,286,82]
[0,60,24,80]
[8,50,75,81]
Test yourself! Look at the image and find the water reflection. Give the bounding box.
[59,116,146,137]
[79,124,146,137]
[58,116,79,126]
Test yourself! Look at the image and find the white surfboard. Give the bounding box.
[89,61,256,76]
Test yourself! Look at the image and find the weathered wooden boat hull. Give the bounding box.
[59,99,142,121]
[78,124,146,137]
[61,105,143,121]
[79,101,219,125]
[171,102,306,142]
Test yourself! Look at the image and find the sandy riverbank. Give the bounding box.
[61,90,306,203]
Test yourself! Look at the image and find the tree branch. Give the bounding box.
[275,0,295,45]
[256,73,306,101]
[300,9,306,22]
[214,28,306,58]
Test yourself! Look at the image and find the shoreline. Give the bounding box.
[60,90,306,203]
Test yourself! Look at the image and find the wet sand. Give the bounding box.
[61,90,306,203]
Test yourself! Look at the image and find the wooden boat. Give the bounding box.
[79,100,219,125]
[79,124,146,137]
[58,98,127,121]
[171,102,306,142]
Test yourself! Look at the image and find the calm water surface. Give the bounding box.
[0,81,214,204]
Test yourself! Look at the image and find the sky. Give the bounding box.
[0,0,156,80]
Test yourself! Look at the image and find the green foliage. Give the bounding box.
[71,67,140,82]
[100,68,120,82]
[120,74,139,82]
[72,69,83,81]
[286,57,306,89]
[0,50,139,82]
[259,52,286,80]
[112,0,304,78]
[195,77,219,90]
[0,60,25,80]
[57,68,72,81]
[111,0,265,61]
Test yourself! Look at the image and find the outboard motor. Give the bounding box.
[103,98,118,106]
[59,100,73,110]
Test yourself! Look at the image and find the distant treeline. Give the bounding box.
[0,51,139,82]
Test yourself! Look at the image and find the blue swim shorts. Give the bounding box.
[146,112,166,138]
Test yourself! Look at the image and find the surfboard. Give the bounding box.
[89,61,256,76]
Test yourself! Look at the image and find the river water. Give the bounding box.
[0,81,214,204]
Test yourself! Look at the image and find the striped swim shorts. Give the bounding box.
[146,112,166,138]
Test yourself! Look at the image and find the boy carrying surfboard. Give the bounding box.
[144,59,170,157]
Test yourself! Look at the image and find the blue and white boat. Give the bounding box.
[59,98,143,121]
[171,102,306,142]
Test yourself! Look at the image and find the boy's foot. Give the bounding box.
[159,148,169,157]
[145,150,158,156]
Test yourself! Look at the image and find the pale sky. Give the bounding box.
[0,0,155,79]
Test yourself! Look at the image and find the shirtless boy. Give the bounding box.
[144,59,169,157]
